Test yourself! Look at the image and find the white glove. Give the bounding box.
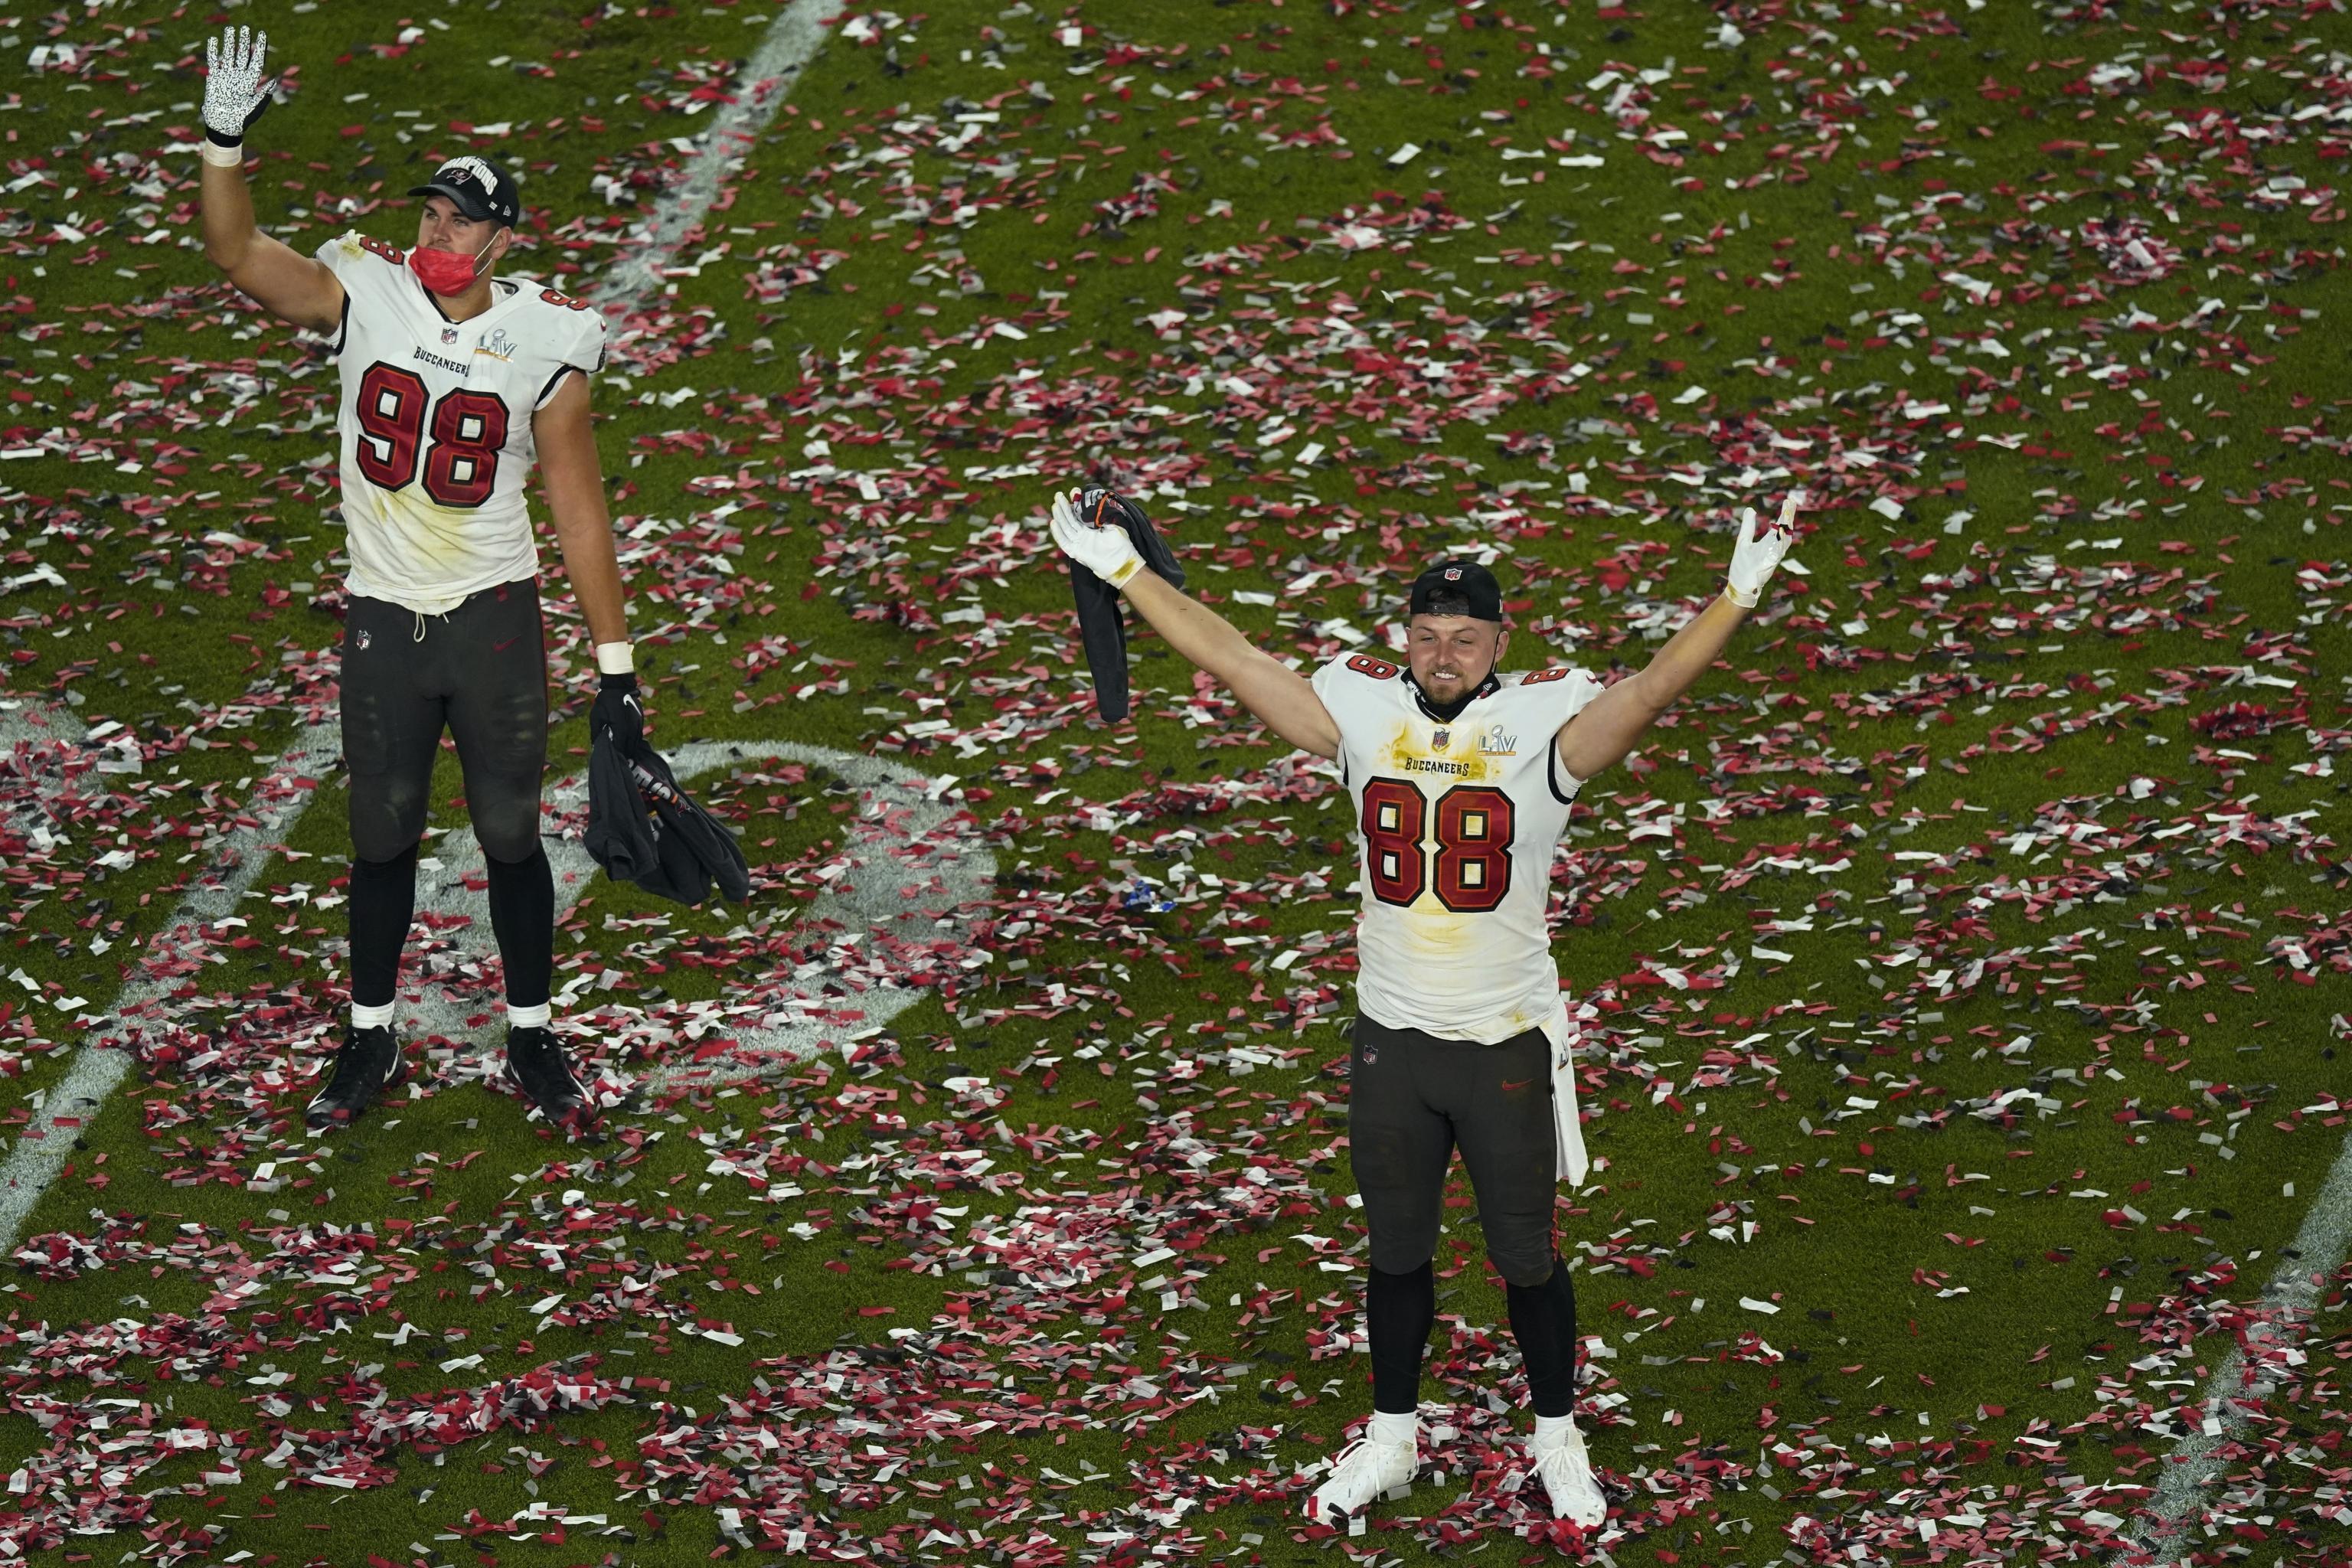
[203,25,273,149]
[1049,488,1144,589]
[1725,491,1802,608]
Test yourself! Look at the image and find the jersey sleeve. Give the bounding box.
[1306,650,1353,712]
[1518,667,1606,803]
[1309,648,1406,783]
[313,229,404,355]
[1309,650,1404,735]
[530,286,608,409]
[314,228,378,282]
[1528,667,1605,730]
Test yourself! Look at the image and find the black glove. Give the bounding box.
[591,671,644,751]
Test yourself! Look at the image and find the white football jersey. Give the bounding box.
[316,230,607,614]
[1311,649,1607,1182]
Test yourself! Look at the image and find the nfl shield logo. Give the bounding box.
[1431,727,1451,752]
[441,327,460,345]
[355,629,372,652]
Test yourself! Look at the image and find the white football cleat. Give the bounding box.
[1529,1424,1608,1527]
[1305,1434,1416,1525]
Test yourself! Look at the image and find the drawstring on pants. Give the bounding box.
[412,609,425,644]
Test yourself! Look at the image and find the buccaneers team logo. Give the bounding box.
[439,155,499,195]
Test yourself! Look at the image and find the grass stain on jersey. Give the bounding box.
[365,487,478,573]
[1380,722,1494,786]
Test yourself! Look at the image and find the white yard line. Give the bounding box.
[2112,1136,2352,1563]
[403,742,989,1096]
[593,0,846,307]
[0,0,848,1258]
[0,727,341,1252]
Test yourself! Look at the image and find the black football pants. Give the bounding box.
[340,579,552,1012]
[1349,1012,1560,1285]
[1351,1012,1581,1417]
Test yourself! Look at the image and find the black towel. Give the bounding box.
[583,724,662,887]
[583,728,753,908]
[629,751,752,906]
[1068,486,1184,723]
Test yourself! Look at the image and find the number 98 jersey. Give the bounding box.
[1310,650,1605,1048]
[315,230,609,614]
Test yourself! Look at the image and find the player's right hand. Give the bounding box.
[203,25,274,148]
[1048,486,1145,589]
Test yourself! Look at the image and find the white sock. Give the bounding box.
[1369,1409,1417,1449]
[350,1001,394,1030]
[508,1001,551,1031]
[1532,1413,1577,1449]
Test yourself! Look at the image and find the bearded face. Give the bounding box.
[1404,613,1505,702]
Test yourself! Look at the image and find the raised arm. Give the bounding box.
[1554,593,1748,780]
[1045,488,1341,760]
[1120,572,1341,759]
[198,28,345,334]
[1556,494,1799,782]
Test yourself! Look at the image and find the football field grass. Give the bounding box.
[2,0,2351,1563]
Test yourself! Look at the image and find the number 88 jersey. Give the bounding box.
[1309,649,1606,1047]
[315,230,608,615]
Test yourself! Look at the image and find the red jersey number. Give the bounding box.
[1359,779,1427,906]
[1357,779,1515,913]
[422,389,510,508]
[353,364,430,491]
[352,362,505,506]
[1431,786,1514,913]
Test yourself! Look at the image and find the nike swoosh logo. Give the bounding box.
[1499,1077,1536,1092]
[492,637,519,652]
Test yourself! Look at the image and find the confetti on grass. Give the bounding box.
[0,0,2350,1563]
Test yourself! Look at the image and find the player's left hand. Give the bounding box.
[1725,491,1802,609]
[592,672,645,750]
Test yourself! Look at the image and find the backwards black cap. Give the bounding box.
[1408,559,1504,622]
[408,155,521,228]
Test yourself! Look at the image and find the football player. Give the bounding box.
[198,28,641,1135]
[1048,486,1801,1530]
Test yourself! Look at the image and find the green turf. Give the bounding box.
[2,0,2350,1563]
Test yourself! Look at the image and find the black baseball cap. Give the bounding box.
[1408,560,1503,622]
[408,155,521,227]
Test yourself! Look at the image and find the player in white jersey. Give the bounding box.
[197,28,639,1135]
[1047,485,1801,1532]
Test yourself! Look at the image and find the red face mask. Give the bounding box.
[409,230,497,296]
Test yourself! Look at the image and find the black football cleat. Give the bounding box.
[502,1025,597,1132]
[304,1023,407,1131]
